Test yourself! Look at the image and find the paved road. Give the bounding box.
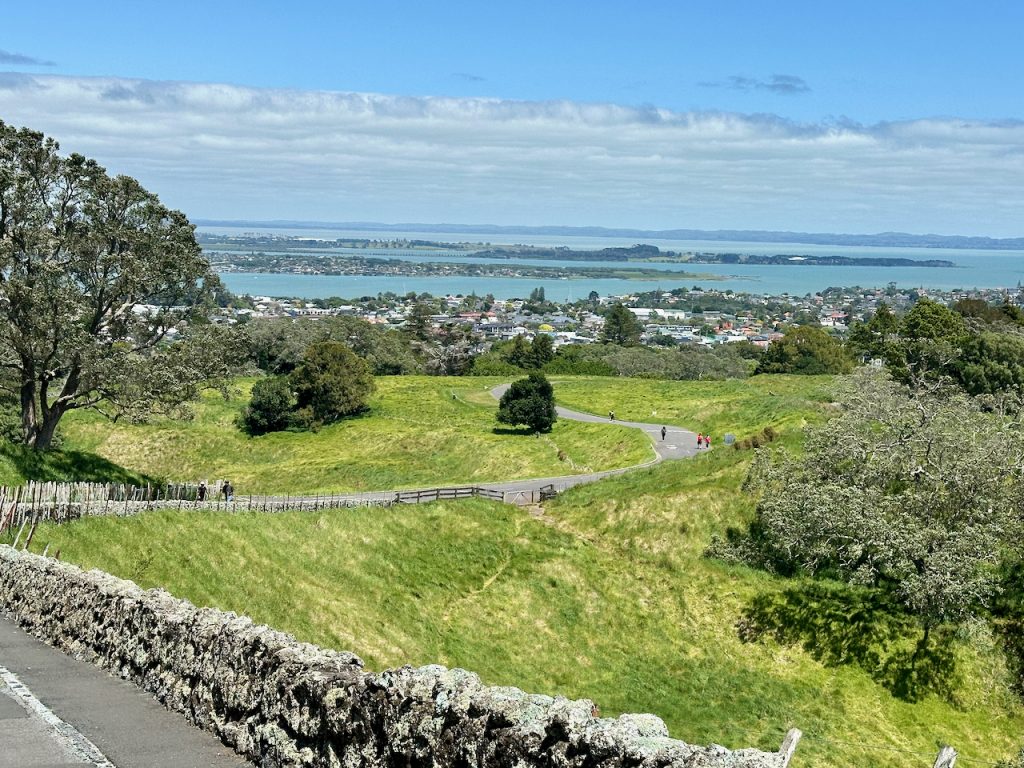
[480,384,701,493]
[0,614,251,768]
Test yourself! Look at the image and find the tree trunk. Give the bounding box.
[31,405,65,451]
[19,378,37,446]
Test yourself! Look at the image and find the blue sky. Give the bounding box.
[2,1,1023,236]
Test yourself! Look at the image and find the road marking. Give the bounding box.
[0,666,116,767]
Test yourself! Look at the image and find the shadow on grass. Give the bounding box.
[737,580,958,703]
[0,442,153,485]
[491,426,537,436]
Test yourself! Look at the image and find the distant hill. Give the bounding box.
[194,219,1024,250]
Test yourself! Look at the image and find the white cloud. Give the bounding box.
[2,73,1022,236]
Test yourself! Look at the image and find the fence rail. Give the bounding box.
[0,481,562,545]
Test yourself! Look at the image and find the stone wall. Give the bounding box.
[0,545,794,768]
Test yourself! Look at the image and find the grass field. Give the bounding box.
[11,372,1023,767]
[550,374,835,440]
[56,376,653,493]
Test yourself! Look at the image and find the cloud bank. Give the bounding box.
[1,74,1021,236]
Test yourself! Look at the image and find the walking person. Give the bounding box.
[697,432,703,449]
[196,481,207,503]
[609,410,615,421]
[705,434,712,450]
[222,480,234,502]
[661,426,667,441]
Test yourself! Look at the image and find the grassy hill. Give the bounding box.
[7,373,1022,767]
[55,376,653,493]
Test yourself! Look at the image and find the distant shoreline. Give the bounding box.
[195,219,1024,251]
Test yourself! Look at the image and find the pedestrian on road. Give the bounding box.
[705,434,712,449]
[661,426,667,441]
[609,410,615,421]
[697,432,703,449]
[196,481,207,502]
[222,480,234,502]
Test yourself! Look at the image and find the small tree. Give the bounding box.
[600,302,643,346]
[291,341,374,427]
[497,372,557,433]
[240,376,294,435]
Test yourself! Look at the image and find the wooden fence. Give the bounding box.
[0,481,562,546]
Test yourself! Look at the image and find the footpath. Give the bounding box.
[0,614,250,767]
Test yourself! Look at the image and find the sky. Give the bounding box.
[1,1,1023,237]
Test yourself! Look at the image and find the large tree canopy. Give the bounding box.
[756,325,853,375]
[0,121,221,449]
[742,369,1024,631]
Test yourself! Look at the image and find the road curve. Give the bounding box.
[480,384,701,494]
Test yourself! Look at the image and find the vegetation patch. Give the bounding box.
[58,376,651,493]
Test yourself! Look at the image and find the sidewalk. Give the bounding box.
[0,614,251,768]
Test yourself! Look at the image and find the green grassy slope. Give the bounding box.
[551,374,834,439]
[11,373,1022,767]
[57,376,652,493]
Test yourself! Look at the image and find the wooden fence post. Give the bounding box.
[778,729,801,767]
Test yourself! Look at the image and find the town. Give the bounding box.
[220,281,1024,349]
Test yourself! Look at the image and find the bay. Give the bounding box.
[201,225,1024,301]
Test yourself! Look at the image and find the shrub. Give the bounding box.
[291,342,375,427]
[239,376,295,435]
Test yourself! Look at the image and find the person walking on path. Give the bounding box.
[697,432,704,449]
[609,410,615,421]
[705,434,712,450]
[196,481,207,502]
[661,426,667,441]
[222,480,234,502]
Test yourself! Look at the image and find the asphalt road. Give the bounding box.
[483,384,701,493]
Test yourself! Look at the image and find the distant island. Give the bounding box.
[200,236,957,279]
[195,219,1024,251]
[468,244,956,267]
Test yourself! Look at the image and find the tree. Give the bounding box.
[504,335,531,368]
[405,302,433,341]
[0,121,221,450]
[600,302,642,346]
[886,298,969,386]
[291,341,374,426]
[756,326,853,375]
[240,376,294,435]
[496,372,557,433]
[847,302,898,360]
[742,368,1024,639]
[527,334,556,369]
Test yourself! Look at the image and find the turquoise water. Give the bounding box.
[202,226,1024,301]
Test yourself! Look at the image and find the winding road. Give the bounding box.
[472,384,700,496]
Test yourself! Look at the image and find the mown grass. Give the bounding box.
[550,374,834,440]
[14,372,1023,767]
[57,376,652,493]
